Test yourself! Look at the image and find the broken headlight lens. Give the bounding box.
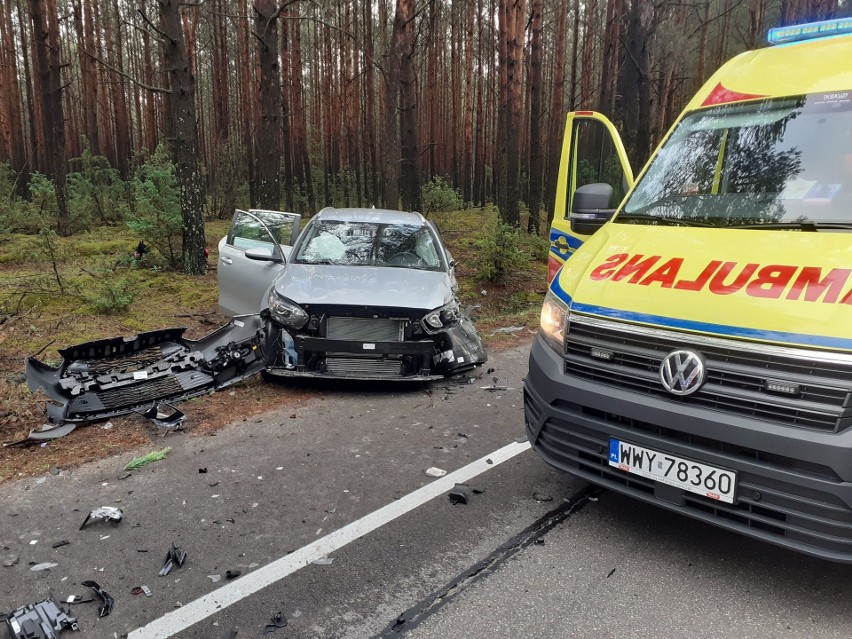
[540,289,568,352]
[268,289,309,329]
[422,301,462,334]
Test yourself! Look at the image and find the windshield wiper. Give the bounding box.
[615,213,716,227]
[726,221,852,231]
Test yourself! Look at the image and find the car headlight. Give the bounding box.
[422,301,462,334]
[268,289,309,329]
[540,289,569,352]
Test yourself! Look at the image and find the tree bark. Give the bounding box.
[397,0,420,212]
[29,0,69,235]
[527,0,543,233]
[159,0,206,275]
[380,0,403,209]
[253,0,282,210]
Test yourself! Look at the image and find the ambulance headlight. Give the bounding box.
[540,290,569,353]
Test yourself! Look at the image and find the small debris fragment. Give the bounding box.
[208,574,222,583]
[131,587,144,596]
[198,468,208,474]
[118,472,132,480]
[65,595,94,604]
[486,458,493,465]
[225,570,241,580]
[534,538,545,545]
[607,568,616,578]
[159,543,187,576]
[101,421,114,430]
[52,540,70,549]
[492,325,525,334]
[425,467,447,478]
[142,585,152,597]
[533,492,553,502]
[30,562,58,572]
[3,554,20,567]
[49,466,61,475]
[81,580,114,617]
[5,598,78,635]
[79,506,123,530]
[264,612,288,633]
[311,556,334,566]
[448,484,472,505]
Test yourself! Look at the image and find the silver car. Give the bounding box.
[218,207,487,380]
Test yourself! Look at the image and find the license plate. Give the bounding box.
[608,438,736,504]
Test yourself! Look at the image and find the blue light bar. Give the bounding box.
[768,17,852,45]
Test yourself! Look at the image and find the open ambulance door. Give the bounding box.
[548,111,634,282]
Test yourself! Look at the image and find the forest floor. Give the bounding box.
[0,208,547,484]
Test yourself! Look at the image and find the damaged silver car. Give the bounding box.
[21,208,485,430]
[218,207,487,380]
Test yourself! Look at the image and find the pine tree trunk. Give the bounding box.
[159,0,206,275]
[397,0,421,212]
[253,0,282,210]
[527,0,543,233]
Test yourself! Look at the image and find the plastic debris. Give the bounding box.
[30,562,58,572]
[51,541,69,549]
[159,543,187,576]
[79,506,123,530]
[264,612,288,633]
[448,484,472,505]
[101,422,114,430]
[311,556,334,566]
[64,595,93,604]
[3,598,78,638]
[124,448,172,470]
[80,580,114,618]
[207,574,221,583]
[425,467,447,478]
[2,422,78,447]
[492,325,525,334]
[136,402,186,432]
[225,570,241,580]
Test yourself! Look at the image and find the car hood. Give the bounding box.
[273,264,455,310]
[554,224,852,352]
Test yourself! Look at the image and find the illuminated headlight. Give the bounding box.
[268,289,309,329]
[422,302,462,334]
[540,289,569,352]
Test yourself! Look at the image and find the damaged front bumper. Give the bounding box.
[264,312,487,381]
[25,316,267,424]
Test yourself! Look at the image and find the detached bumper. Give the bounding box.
[25,316,268,424]
[524,334,852,562]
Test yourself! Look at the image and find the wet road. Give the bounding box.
[2,341,851,639]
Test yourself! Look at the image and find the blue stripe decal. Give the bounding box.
[549,229,584,261]
[549,280,852,351]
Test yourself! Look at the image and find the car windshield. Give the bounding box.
[293,220,444,270]
[619,92,852,229]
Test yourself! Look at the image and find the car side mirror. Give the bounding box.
[245,246,283,264]
[570,183,615,235]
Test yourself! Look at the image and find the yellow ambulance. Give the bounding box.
[525,18,852,560]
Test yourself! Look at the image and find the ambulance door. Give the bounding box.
[549,112,634,282]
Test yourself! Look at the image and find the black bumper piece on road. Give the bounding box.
[524,335,852,563]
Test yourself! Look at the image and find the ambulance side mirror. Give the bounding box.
[570,183,615,235]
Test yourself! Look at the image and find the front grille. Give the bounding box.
[325,357,403,377]
[67,370,214,416]
[326,317,404,342]
[563,315,852,432]
[526,391,852,556]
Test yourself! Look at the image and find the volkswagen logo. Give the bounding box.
[659,349,706,396]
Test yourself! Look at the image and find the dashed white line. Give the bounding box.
[128,439,532,639]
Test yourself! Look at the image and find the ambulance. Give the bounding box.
[525,18,852,560]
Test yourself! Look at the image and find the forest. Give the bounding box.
[1,0,850,274]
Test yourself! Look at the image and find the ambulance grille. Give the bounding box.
[561,314,852,433]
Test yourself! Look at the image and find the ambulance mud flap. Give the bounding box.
[23,316,268,425]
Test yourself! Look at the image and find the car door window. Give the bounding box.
[227,210,279,253]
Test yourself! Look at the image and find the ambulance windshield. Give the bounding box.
[620,92,852,229]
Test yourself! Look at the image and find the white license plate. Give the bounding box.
[608,438,736,504]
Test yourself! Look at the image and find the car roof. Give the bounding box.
[312,207,428,226]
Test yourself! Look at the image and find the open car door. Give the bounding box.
[548,111,634,282]
[218,209,301,316]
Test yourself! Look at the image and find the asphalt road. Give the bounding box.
[2,340,852,639]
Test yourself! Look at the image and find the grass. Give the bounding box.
[0,207,548,483]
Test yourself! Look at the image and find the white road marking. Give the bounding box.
[128,440,532,639]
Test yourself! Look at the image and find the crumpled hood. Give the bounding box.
[554,224,852,351]
[273,264,454,311]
